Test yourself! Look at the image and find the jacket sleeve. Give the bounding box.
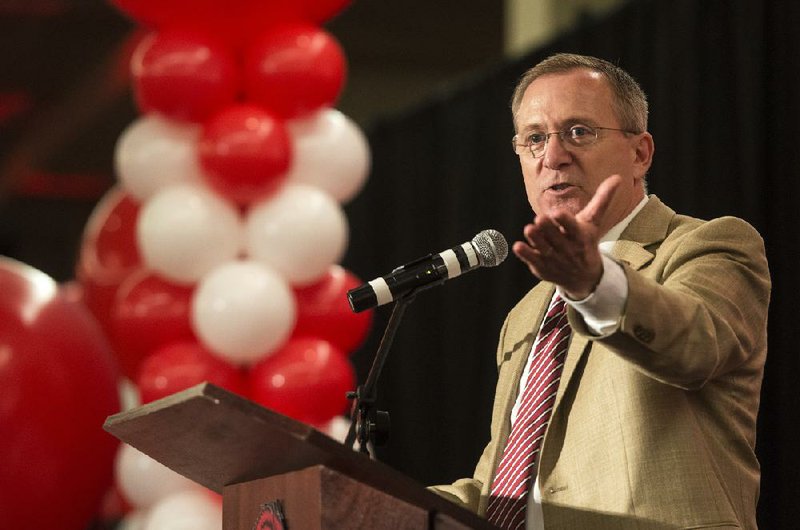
[571,216,770,390]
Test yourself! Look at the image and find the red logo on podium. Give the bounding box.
[253,500,287,530]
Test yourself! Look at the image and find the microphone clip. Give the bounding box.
[344,290,418,455]
[346,387,391,451]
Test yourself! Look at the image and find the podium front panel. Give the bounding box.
[104,383,497,530]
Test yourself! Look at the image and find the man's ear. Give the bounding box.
[633,132,655,176]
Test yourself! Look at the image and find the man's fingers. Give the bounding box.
[513,240,544,269]
[526,216,570,258]
[550,211,581,239]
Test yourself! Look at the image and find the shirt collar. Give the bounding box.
[599,195,649,252]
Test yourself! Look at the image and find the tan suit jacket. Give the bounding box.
[432,196,771,529]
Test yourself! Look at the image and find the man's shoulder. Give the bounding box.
[665,211,765,248]
[646,205,769,282]
[635,195,764,247]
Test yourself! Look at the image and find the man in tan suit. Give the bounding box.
[432,54,770,529]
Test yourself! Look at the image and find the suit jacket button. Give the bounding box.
[633,324,655,343]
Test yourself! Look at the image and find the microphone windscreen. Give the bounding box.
[473,229,508,267]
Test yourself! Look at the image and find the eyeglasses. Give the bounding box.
[512,124,639,158]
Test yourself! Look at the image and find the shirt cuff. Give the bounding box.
[557,254,628,336]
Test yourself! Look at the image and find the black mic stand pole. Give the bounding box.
[345,292,417,456]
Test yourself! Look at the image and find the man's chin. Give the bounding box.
[536,195,587,216]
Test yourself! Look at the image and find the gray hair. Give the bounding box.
[511,53,648,133]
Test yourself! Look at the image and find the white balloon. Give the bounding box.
[285,108,370,203]
[322,416,352,444]
[115,114,205,201]
[192,260,296,364]
[143,490,221,530]
[118,509,149,530]
[137,184,242,284]
[118,377,142,411]
[115,444,196,509]
[246,183,348,286]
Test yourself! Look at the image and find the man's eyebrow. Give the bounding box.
[517,122,544,133]
[563,116,599,126]
[519,116,598,132]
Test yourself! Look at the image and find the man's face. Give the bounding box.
[514,69,651,220]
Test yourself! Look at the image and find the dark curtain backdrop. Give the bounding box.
[342,0,800,527]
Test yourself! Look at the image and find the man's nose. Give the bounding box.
[542,133,572,169]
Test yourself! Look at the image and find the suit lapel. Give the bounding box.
[494,284,554,453]
[615,195,674,253]
[554,329,590,410]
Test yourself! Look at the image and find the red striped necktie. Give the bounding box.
[485,295,571,529]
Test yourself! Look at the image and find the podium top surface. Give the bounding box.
[104,383,496,529]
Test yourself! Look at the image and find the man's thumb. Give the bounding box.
[577,175,623,227]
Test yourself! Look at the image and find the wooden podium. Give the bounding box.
[104,382,497,530]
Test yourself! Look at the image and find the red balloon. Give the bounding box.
[0,258,120,530]
[249,338,354,425]
[199,104,291,205]
[300,0,352,23]
[111,0,188,27]
[77,187,142,335]
[293,265,372,353]
[137,340,247,404]
[205,1,304,49]
[111,0,241,30]
[109,269,196,379]
[244,24,346,119]
[131,29,239,123]
[111,0,304,48]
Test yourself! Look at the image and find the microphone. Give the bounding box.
[347,229,508,313]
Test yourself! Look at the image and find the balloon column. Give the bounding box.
[74,0,373,526]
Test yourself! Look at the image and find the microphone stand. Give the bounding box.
[345,292,417,456]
